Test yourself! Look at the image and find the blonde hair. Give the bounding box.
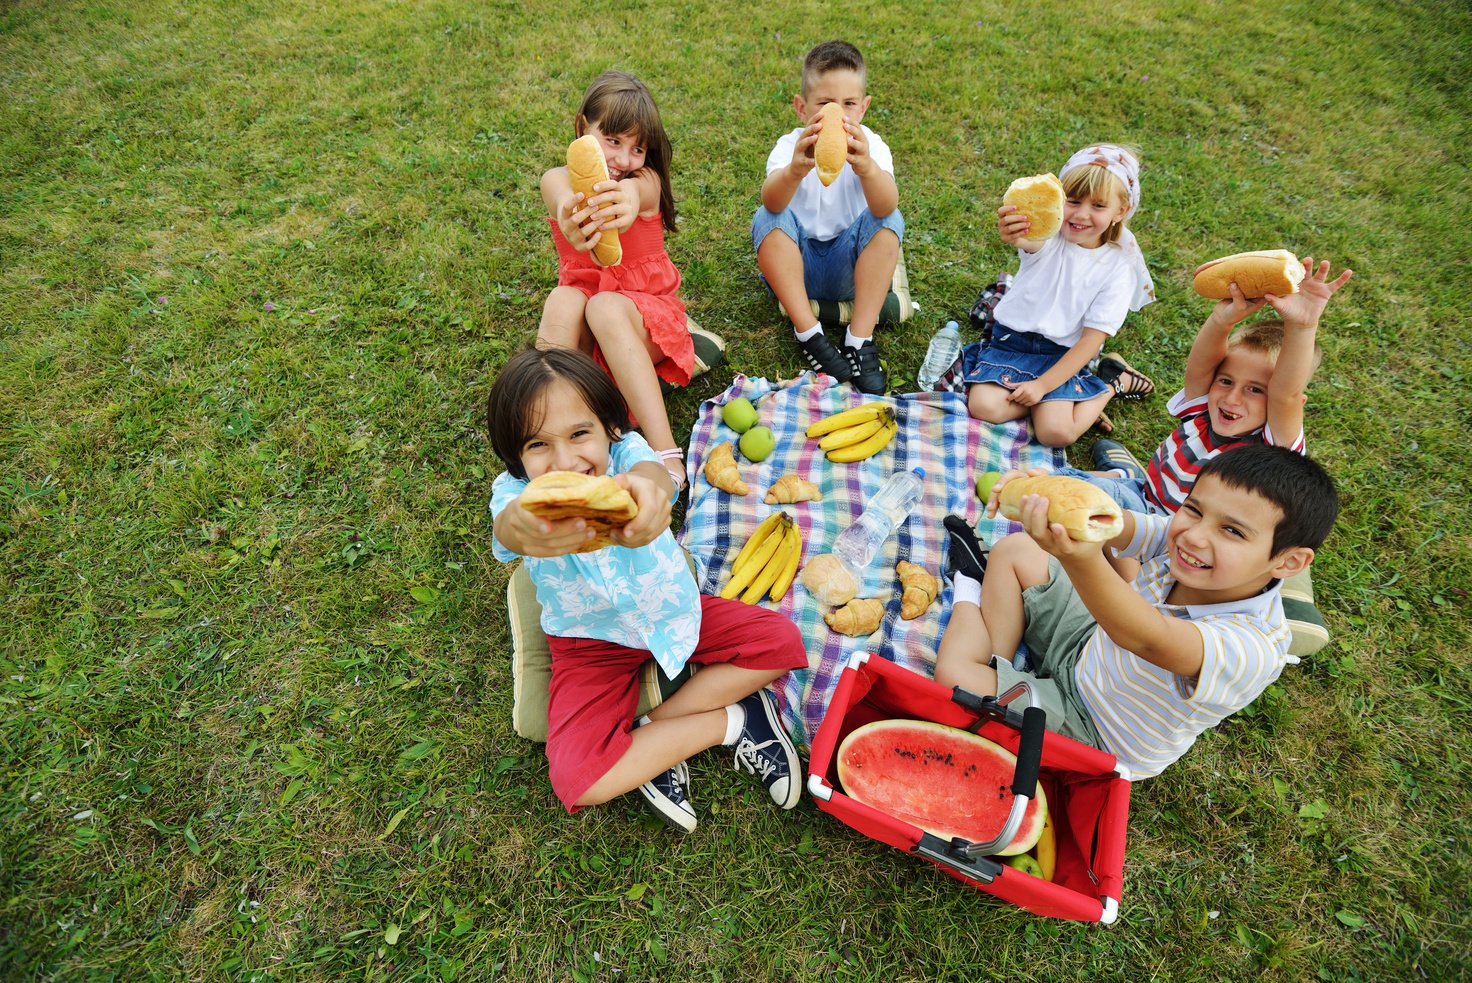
[574,70,677,233]
[1228,318,1325,373]
[1059,163,1131,246]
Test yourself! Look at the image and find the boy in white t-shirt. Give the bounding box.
[935,444,1339,779]
[752,40,903,394]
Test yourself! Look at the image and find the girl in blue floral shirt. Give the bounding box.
[488,348,807,832]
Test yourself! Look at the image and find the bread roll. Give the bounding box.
[1192,249,1303,299]
[566,134,622,267]
[814,103,846,187]
[798,553,858,606]
[1002,173,1065,241]
[519,470,639,553]
[997,475,1124,543]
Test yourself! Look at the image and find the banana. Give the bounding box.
[805,401,888,438]
[767,523,804,602]
[721,515,790,599]
[817,410,891,451]
[826,420,899,463]
[742,523,796,604]
[731,511,785,576]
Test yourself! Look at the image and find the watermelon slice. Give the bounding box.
[836,718,1048,856]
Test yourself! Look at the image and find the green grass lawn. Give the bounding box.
[2,0,1469,979]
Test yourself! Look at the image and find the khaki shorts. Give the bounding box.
[990,558,1105,749]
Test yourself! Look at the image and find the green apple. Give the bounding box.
[722,397,759,434]
[976,470,1003,502]
[738,425,776,462]
[1005,853,1044,878]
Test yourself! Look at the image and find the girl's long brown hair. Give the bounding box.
[575,70,677,233]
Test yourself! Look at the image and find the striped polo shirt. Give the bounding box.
[1145,389,1304,513]
[1074,512,1291,779]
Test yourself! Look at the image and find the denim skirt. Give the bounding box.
[959,324,1110,403]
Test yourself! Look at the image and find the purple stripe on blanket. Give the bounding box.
[681,373,1064,752]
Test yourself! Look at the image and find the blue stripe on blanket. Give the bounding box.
[681,373,1064,752]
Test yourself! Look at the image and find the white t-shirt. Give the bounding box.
[764,124,895,243]
[991,234,1136,348]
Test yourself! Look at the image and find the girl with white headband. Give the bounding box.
[959,144,1156,447]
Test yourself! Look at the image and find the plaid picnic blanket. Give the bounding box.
[679,372,1065,751]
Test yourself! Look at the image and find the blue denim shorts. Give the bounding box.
[751,206,904,302]
[959,326,1111,404]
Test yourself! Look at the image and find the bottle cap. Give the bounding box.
[944,320,958,330]
[912,467,926,479]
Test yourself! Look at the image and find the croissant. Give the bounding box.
[824,597,885,637]
[765,474,822,505]
[798,553,858,606]
[703,441,749,496]
[896,560,938,620]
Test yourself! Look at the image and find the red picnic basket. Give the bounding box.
[807,651,1132,923]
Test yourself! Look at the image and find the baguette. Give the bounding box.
[1192,249,1303,299]
[519,470,638,553]
[814,103,847,187]
[1002,173,1065,241]
[566,134,622,267]
[997,475,1124,543]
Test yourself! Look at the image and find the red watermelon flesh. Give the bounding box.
[836,718,1048,856]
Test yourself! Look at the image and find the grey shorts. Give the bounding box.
[990,558,1105,749]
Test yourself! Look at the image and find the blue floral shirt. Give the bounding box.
[490,432,701,678]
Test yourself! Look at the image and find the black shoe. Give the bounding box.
[943,514,988,582]
[733,690,802,810]
[638,763,697,832]
[845,340,887,394]
[1091,439,1147,482]
[795,328,854,383]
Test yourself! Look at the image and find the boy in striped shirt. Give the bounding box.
[936,445,1339,779]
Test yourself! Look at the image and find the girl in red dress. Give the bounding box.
[539,70,692,490]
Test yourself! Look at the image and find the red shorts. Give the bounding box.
[544,595,806,812]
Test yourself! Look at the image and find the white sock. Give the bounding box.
[952,571,982,607]
[635,714,653,729]
[794,322,823,342]
[845,329,870,349]
[720,704,744,746]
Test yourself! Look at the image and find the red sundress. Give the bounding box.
[549,213,693,387]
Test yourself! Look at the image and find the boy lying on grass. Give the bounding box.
[936,444,1338,778]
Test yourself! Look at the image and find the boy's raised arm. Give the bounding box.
[1015,497,1206,679]
[1264,257,1352,443]
[1183,282,1264,398]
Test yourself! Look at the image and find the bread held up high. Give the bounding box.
[566,134,623,267]
[1002,173,1065,241]
[997,475,1124,543]
[1192,249,1303,299]
[519,470,639,553]
[814,103,847,187]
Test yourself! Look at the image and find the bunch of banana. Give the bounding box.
[806,402,898,463]
[720,512,804,605]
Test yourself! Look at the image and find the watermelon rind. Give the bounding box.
[835,718,1048,855]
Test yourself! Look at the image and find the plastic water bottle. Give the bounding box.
[917,320,963,391]
[833,468,927,573]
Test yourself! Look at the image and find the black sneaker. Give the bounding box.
[845,340,887,394]
[796,328,855,383]
[638,762,697,832]
[1091,439,1147,482]
[943,513,988,582]
[733,690,802,810]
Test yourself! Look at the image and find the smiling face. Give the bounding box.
[1166,474,1301,604]
[795,68,870,127]
[1207,346,1276,437]
[580,120,646,183]
[518,378,614,480]
[1060,191,1129,248]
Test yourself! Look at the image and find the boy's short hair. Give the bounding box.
[1197,444,1339,555]
[802,40,865,95]
[486,347,631,480]
[1228,318,1325,372]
